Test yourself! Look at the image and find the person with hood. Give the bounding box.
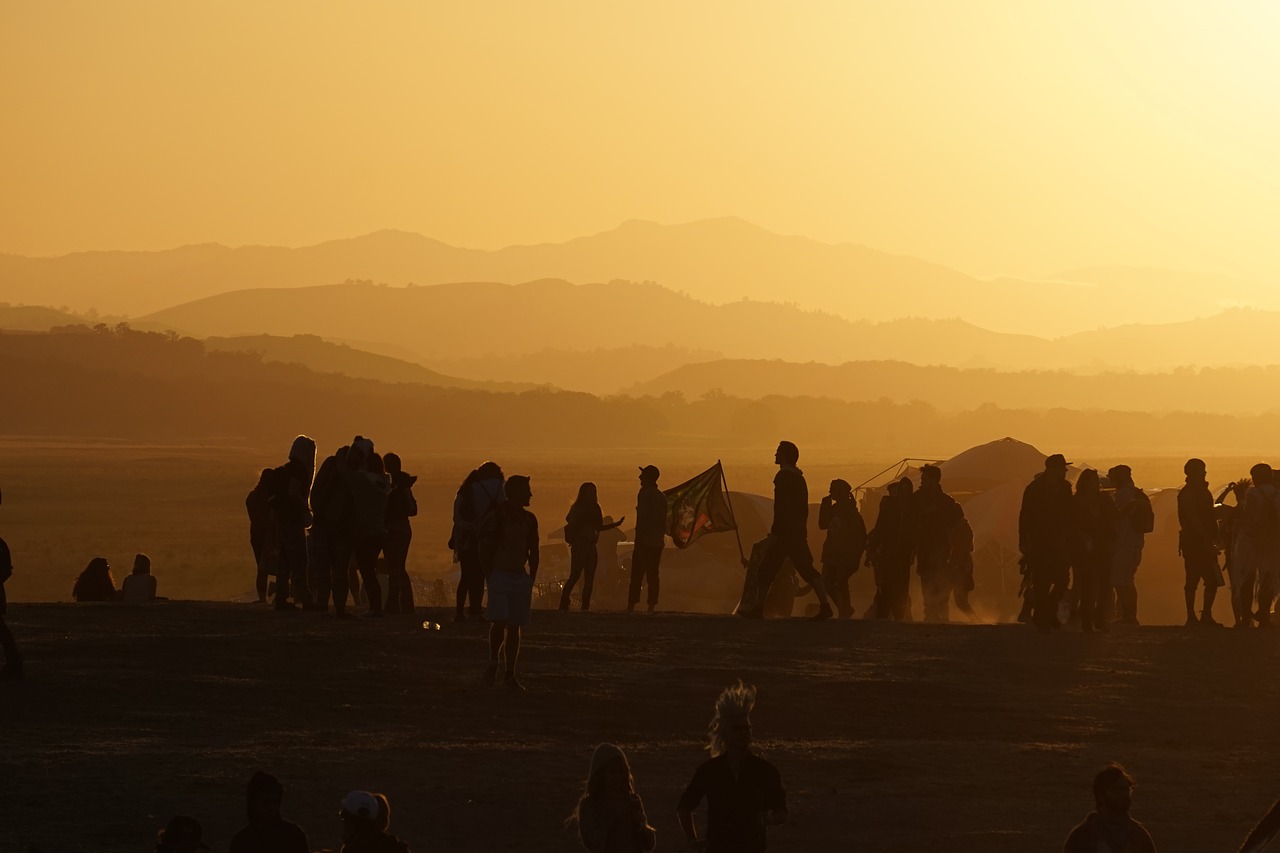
[339,437,392,617]
[0,535,22,680]
[567,743,656,852]
[1063,763,1157,853]
[1019,454,1075,631]
[245,467,275,603]
[269,435,317,611]
[866,478,917,620]
[1108,464,1152,626]
[72,556,116,602]
[451,461,505,621]
[737,441,833,620]
[818,478,866,619]
[229,771,309,853]
[479,475,539,691]
[1178,458,1223,628]
[628,465,666,613]
[912,464,966,622]
[339,791,410,853]
[678,681,788,853]
[121,553,157,603]
[560,482,624,612]
[382,452,418,614]
[1072,469,1116,632]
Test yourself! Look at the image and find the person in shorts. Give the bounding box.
[479,475,539,691]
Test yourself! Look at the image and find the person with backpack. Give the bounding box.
[1108,465,1153,626]
[1178,458,1223,628]
[560,482,624,612]
[1241,463,1280,627]
[450,461,505,622]
[382,452,418,614]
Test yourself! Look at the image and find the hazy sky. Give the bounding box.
[4,1,1279,280]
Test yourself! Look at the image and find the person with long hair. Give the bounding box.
[566,743,656,852]
[678,681,788,852]
[72,557,116,602]
[245,467,275,603]
[560,483,624,612]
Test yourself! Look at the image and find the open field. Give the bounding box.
[2,603,1279,852]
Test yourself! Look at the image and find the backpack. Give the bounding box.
[1131,490,1155,534]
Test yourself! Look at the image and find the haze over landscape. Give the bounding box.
[5,3,1280,852]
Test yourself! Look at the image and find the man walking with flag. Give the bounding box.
[739,441,833,620]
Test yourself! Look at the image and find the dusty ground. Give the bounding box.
[2,602,1279,853]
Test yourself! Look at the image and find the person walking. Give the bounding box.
[480,475,539,691]
[560,483,624,612]
[1019,454,1076,631]
[818,478,866,619]
[628,465,666,613]
[737,441,832,620]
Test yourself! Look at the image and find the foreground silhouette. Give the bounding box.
[229,771,308,853]
[567,743,657,852]
[339,790,410,853]
[1063,763,1156,853]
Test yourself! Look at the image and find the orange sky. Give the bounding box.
[3,1,1279,281]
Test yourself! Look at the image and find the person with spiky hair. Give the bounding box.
[677,681,787,852]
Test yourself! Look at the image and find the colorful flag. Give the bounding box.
[664,462,737,549]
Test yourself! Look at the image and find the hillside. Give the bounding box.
[4,220,1276,335]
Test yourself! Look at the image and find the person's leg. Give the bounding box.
[1183,563,1199,625]
[786,538,831,618]
[383,527,411,613]
[823,564,850,618]
[398,528,415,613]
[466,547,486,616]
[1077,557,1096,630]
[560,545,585,611]
[354,537,384,615]
[486,621,504,684]
[505,625,522,676]
[626,547,645,612]
[308,528,332,611]
[581,547,598,611]
[645,547,662,611]
[329,535,352,616]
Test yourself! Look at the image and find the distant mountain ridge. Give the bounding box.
[4,218,1276,336]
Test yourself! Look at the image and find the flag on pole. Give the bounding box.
[664,461,737,549]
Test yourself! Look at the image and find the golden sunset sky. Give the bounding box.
[3,1,1279,280]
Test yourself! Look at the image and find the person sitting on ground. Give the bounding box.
[339,790,410,853]
[229,770,308,853]
[154,815,208,853]
[72,557,117,602]
[567,743,657,852]
[1064,763,1157,853]
[121,553,158,604]
[678,680,787,852]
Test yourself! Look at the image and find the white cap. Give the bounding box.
[340,790,379,821]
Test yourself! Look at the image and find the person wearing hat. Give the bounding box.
[154,815,209,853]
[479,475,539,690]
[818,478,866,619]
[1018,453,1076,630]
[912,464,966,623]
[629,465,666,613]
[1177,458,1223,628]
[566,743,657,852]
[230,771,308,853]
[739,441,833,620]
[1108,464,1151,626]
[339,791,409,853]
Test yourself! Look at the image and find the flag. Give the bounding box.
[664,462,737,549]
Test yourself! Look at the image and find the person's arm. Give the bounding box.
[764,763,788,825]
[676,767,708,849]
[818,496,833,530]
[527,515,540,582]
[598,516,625,531]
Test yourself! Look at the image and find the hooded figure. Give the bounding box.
[568,743,657,853]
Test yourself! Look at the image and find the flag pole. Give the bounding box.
[718,459,747,566]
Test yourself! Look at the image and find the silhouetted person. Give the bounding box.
[341,438,391,617]
[947,515,977,619]
[629,465,666,613]
[155,816,207,853]
[818,478,866,619]
[1108,465,1152,626]
[121,553,157,603]
[738,441,832,620]
[0,536,22,680]
[1241,463,1280,627]
[567,743,657,853]
[382,452,418,614]
[339,791,410,853]
[308,450,354,617]
[866,477,916,620]
[246,468,275,603]
[678,681,787,852]
[451,461,505,621]
[1019,454,1075,631]
[1216,479,1252,627]
[269,435,316,610]
[230,771,309,853]
[480,475,538,691]
[72,556,116,602]
[1072,469,1116,632]
[912,464,965,622]
[1178,458,1223,627]
[561,483,624,612]
[1064,763,1157,853]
